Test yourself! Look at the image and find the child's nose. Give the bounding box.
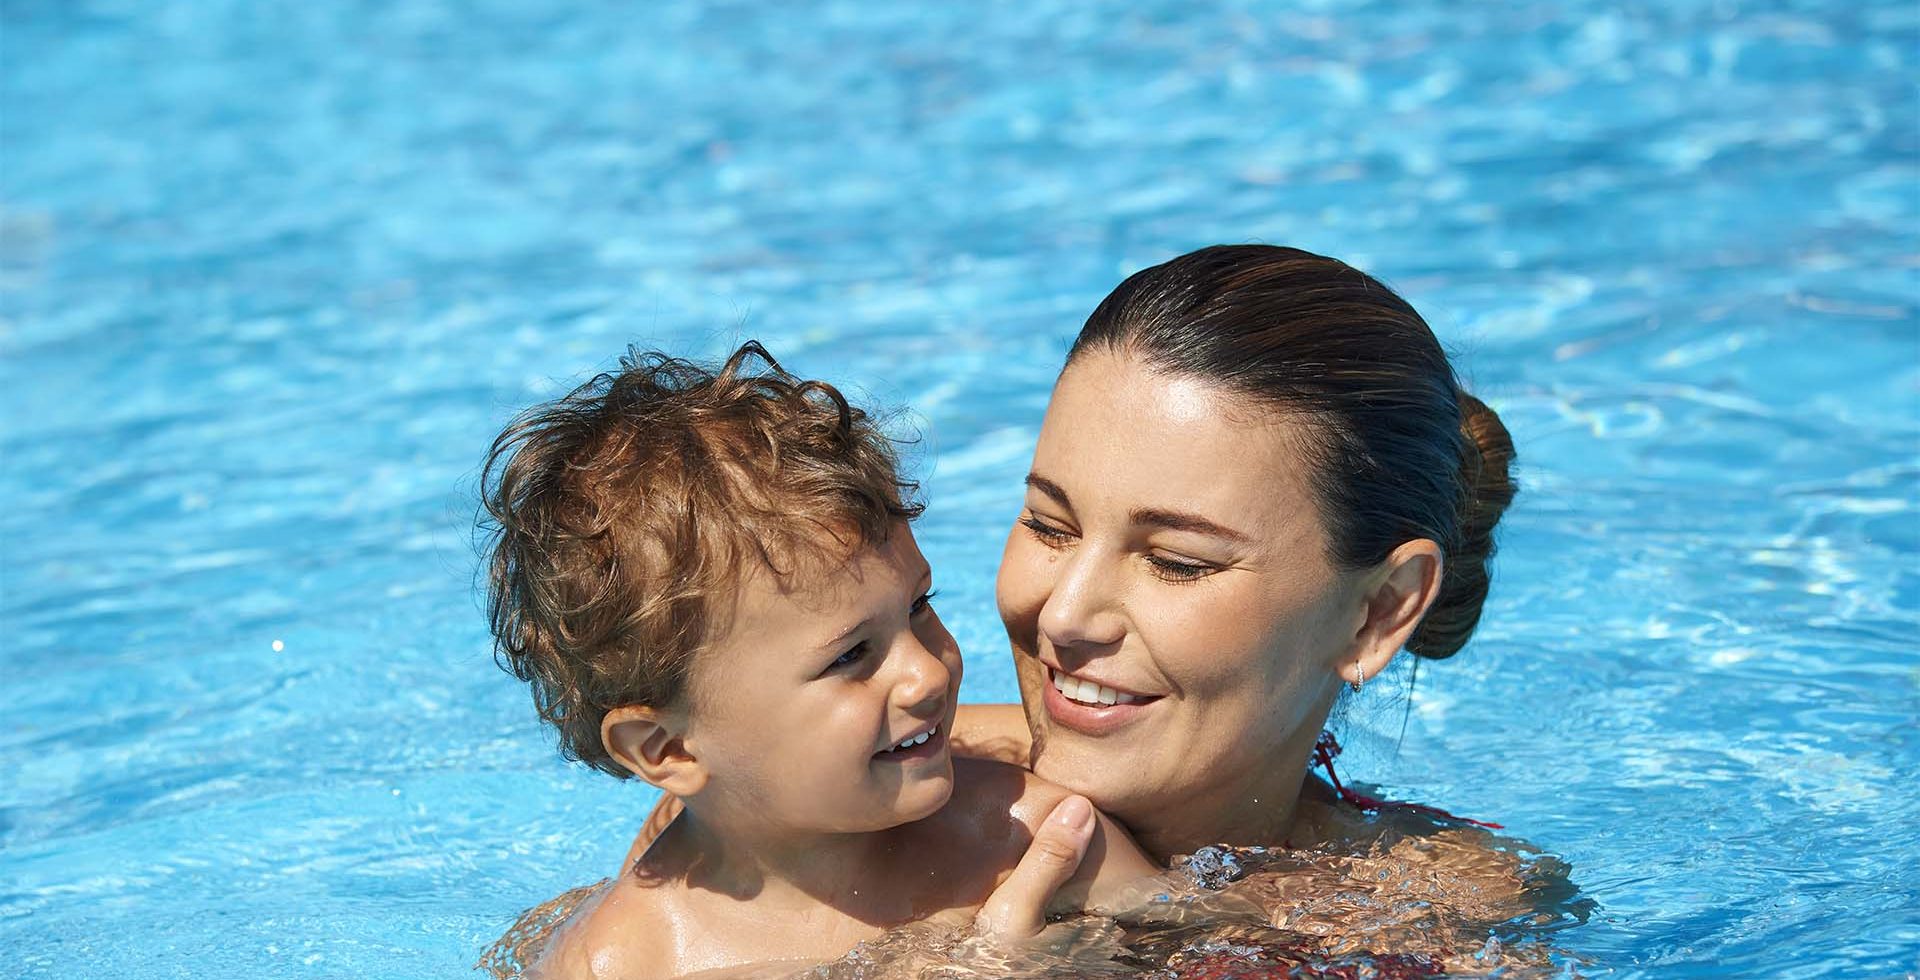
[893,639,950,714]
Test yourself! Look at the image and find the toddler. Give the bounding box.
[480,342,1155,978]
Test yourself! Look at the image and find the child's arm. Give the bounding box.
[949,704,1033,766]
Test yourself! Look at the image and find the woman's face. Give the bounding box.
[996,346,1367,833]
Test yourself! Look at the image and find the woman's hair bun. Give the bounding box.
[1408,391,1517,660]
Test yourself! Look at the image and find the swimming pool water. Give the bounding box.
[3,1,1915,977]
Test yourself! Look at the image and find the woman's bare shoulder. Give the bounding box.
[1282,777,1586,938]
[1291,776,1506,847]
[949,704,1032,766]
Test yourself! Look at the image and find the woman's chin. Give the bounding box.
[1029,730,1141,814]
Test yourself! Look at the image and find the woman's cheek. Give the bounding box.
[994,533,1051,633]
[1140,578,1274,689]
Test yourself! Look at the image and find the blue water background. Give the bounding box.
[3,1,1916,976]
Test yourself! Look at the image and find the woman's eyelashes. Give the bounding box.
[911,588,939,615]
[1019,513,1074,545]
[1024,510,1219,583]
[1146,553,1216,582]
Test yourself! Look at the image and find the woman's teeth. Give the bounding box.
[886,731,932,752]
[1050,670,1140,707]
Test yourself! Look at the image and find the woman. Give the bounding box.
[623,243,1521,944]
[961,241,1514,851]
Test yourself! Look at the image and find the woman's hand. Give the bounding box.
[972,794,1095,940]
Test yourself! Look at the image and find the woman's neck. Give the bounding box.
[1120,725,1330,862]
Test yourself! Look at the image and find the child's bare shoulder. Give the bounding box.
[952,756,1087,826]
[913,757,1091,853]
[522,877,670,980]
[931,757,1163,913]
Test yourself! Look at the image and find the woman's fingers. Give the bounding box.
[973,795,1095,940]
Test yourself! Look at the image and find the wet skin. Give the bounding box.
[535,527,1157,979]
[993,346,1443,862]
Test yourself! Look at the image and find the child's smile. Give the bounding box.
[873,720,944,762]
[681,523,964,835]
[482,343,1157,977]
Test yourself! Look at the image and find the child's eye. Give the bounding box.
[830,641,870,669]
[911,589,939,615]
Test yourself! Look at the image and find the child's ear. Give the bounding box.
[602,705,709,798]
[1344,538,1444,683]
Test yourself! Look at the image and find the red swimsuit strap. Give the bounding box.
[1312,731,1504,830]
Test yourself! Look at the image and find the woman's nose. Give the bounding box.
[1036,549,1126,651]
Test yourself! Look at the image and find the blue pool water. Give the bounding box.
[3,1,1916,976]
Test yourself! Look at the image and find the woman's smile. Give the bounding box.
[1040,664,1161,736]
[997,346,1363,844]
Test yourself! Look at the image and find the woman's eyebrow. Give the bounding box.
[1029,472,1250,543]
[1025,473,1072,508]
[1130,507,1252,543]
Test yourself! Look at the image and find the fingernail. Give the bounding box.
[1052,795,1093,830]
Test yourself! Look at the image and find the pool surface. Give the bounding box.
[3,1,1916,977]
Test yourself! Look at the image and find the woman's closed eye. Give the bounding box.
[1019,512,1074,545]
[1025,510,1219,581]
[1146,552,1218,583]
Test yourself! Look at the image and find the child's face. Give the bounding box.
[685,524,962,834]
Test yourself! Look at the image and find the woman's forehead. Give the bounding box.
[1037,349,1326,540]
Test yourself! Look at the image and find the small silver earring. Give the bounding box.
[1349,663,1365,693]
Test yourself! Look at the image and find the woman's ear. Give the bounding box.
[602,705,709,798]
[1347,538,1444,684]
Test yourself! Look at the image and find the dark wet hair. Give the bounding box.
[1069,244,1515,660]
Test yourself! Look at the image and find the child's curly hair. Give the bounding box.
[479,341,922,778]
